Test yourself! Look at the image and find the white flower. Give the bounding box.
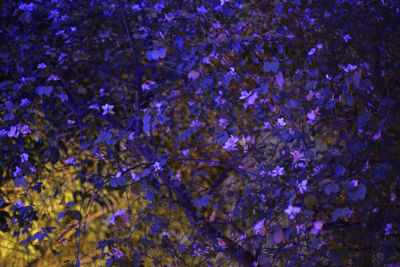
[284,205,301,219]
[20,153,28,163]
[190,119,201,128]
[343,34,352,43]
[218,118,228,129]
[307,109,318,122]
[13,166,22,177]
[263,121,272,129]
[244,92,258,108]
[254,218,266,235]
[47,74,60,81]
[19,124,31,136]
[153,161,163,172]
[223,135,239,151]
[111,248,125,259]
[350,179,358,187]
[297,180,307,194]
[65,157,75,164]
[217,238,227,248]
[290,150,305,163]
[277,117,286,127]
[102,104,114,115]
[311,221,323,235]
[141,83,150,91]
[8,126,19,138]
[317,43,323,50]
[271,166,285,177]
[182,149,190,156]
[89,103,99,111]
[239,91,251,100]
[37,63,47,69]
[296,224,305,235]
[131,171,140,181]
[342,64,357,72]
[308,48,316,56]
[131,4,141,11]
[20,98,30,106]
[385,223,392,236]
[15,200,25,208]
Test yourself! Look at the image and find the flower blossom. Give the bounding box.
[254,218,266,235]
[284,205,301,219]
[223,135,239,151]
[270,166,285,177]
[47,74,60,81]
[277,117,286,127]
[297,180,307,194]
[37,63,46,69]
[218,118,228,129]
[111,248,125,259]
[343,34,352,43]
[239,91,251,100]
[311,221,323,235]
[308,48,316,56]
[102,104,114,115]
[20,153,28,163]
[243,92,258,108]
[153,161,163,172]
[109,209,129,226]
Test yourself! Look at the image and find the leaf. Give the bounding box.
[146,48,167,60]
[272,229,282,243]
[334,165,345,176]
[58,211,65,221]
[347,184,367,202]
[346,94,354,106]
[143,114,151,136]
[332,206,349,222]
[110,177,118,188]
[118,175,126,186]
[325,183,339,195]
[263,61,279,73]
[258,254,273,267]
[275,72,284,89]
[194,194,212,208]
[304,194,318,210]
[36,86,53,96]
[356,112,371,128]
[254,218,266,235]
[14,177,26,187]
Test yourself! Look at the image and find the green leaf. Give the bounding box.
[36,86,53,96]
[143,114,151,136]
[194,194,212,208]
[356,112,371,128]
[347,184,367,202]
[263,61,279,73]
[332,206,349,222]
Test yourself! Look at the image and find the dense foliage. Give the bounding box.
[1,0,400,266]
